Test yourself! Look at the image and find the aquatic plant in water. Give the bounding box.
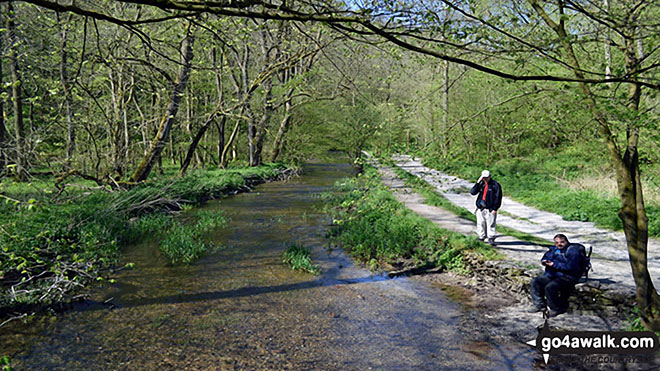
[283,244,320,275]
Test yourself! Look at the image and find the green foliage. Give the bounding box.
[126,214,176,242]
[159,210,227,265]
[135,164,283,206]
[325,166,498,272]
[626,306,660,337]
[282,244,320,275]
[0,165,279,308]
[627,307,646,332]
[160,226,205,265]
[0,355,12,371]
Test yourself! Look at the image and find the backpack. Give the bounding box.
[568,243,592,283]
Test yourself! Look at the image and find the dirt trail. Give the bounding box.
[370,154,660,341]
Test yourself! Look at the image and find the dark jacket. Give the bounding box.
[470,179,502,211]
[541,244,583,281]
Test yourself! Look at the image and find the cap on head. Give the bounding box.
[481,170,490,178]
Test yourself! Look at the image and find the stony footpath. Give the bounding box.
[369,154,660,338]
[390,154,660,299]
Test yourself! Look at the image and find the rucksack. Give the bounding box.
[568,243,592,283]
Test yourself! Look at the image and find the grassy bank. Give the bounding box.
[418,146,660,238]
[324,166,500,273]
[0,164,286,314]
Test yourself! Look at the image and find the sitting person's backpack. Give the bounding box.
[568,243,592,283]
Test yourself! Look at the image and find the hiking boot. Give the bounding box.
[527,305,545,313]
[547,309,566,318]
[487,238,496,246]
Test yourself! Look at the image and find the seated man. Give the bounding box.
[528,234,584,317]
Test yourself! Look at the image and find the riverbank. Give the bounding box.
[324,165,501,277]
[325,159,645,368]
[0,164,295,322]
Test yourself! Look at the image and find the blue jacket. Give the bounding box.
[470,179,502,211]
[541,244,583,281]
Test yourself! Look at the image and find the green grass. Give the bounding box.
[1,354,13,371]
[390,165,474,220]
[160,210,227,265]
[419,145,660,238]
[325,165,502,273]
[282,244,320,275]
[0,164,285,310]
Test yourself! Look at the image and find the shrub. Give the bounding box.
[0,164,281,310]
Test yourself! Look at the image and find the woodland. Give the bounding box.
[1,1,660,330]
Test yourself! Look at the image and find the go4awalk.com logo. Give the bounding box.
[527,321,660,364]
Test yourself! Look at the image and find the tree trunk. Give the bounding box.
[6,2,26,180]
[216,119,225,166]
[247,111,257,166]
[269,96,293,162]
[131,26,194,182]
[619,30,660,331]
[221,112,243,168]
[212,46,225,167]
[0,12,6,175]
[123,77,133,171]
[603,0,612,79]
[529,0,660,330]
[441,60,450,157]
[109,68,122,176]
[252,77,273,166]
[179,114,224,177]
[133,89,148,156]
[59,14,75,169]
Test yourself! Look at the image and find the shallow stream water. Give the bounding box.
[1,160,539,369]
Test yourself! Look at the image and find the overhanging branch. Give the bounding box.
[8,0,660,89]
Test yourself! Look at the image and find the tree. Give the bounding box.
[131,23,194,182]
[0,9,6,174]
[58,13,75,168]
[5,2,27,180]
[8,0,660,329]
[528,0,660,329]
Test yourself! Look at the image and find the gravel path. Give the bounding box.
[391,154,660,299]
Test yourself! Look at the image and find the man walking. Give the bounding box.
[470,170,502,245]
[529,234,584,317]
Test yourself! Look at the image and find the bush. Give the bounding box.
[159,210,227,264]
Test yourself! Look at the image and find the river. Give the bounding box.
[1,160,539,369]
